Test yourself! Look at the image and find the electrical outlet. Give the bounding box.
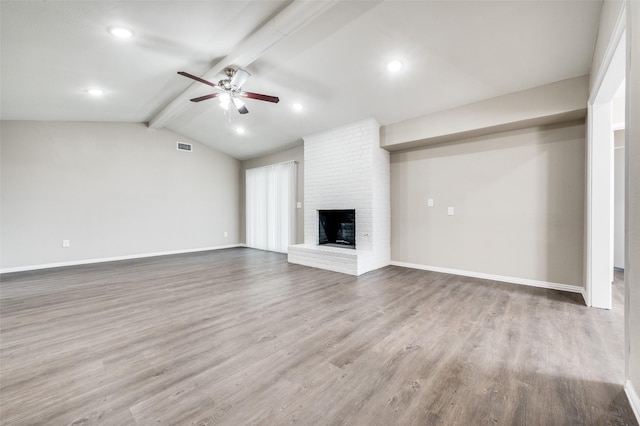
[427,198,434,207]
[62,240,70,248]
[448,207,455,216]
[224,231,228,237]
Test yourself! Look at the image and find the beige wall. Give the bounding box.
[240,144,304,244]
[382,76,588,151]
[591,0,625,91]
[0,121,240,270]
[626,0,640,404]
[390,121,585,287]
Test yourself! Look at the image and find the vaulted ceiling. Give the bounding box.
[1,1,602,160]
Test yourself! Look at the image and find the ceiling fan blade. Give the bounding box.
[239,91,280,103]
[178,71,218,89]
[230,68,251,89]
[232,97,249,114]
[190,93,221,102]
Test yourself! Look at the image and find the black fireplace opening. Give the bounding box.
[318,209,355,249]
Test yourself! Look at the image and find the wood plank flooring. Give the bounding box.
[0,248,637,425]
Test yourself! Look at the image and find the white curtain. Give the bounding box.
[246,161,296,253]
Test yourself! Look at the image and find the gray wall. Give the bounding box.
[0,121,240,270]
[240,144,304,244]
[626,0,640,404]
[390,121,585,287]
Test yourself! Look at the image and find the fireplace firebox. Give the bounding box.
[318,210,355,249]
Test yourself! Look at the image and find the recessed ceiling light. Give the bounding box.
[86,88,104,96]
[236,127,245,135]
[387,60,403,72]
[292,103,303,112]
[108,26,134,39]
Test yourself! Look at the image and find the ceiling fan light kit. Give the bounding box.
[219,93,231,110]
[178,67,279,116]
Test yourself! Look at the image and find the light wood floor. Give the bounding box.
[1,248,637,425]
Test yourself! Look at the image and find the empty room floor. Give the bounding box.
[0,248,637,425]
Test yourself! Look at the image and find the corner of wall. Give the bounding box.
[624,380,640,423]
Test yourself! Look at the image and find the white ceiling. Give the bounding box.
[1,1,603,160]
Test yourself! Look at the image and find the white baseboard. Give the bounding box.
[389,261,583,294]
[626,380,640,424]
[0,244,244,274]
[580,288,589,306]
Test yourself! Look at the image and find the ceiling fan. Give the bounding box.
[178,67,279,115]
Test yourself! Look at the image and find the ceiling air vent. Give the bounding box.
[177,142,192,152]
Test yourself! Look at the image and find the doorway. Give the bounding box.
[586,21,625,309]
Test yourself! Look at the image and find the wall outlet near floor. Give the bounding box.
[62,240,70,248]
[427,198,434,207]
[224,231,228,237]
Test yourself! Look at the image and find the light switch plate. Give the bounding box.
[448,207,454,216]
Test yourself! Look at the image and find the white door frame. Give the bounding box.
[586,6,626,309]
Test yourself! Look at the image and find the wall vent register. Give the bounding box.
[177,142,192,152]
[318,209,355,249]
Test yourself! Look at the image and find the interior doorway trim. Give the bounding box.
[586,4,626,309]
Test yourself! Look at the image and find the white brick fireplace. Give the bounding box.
[288,118,390,275]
